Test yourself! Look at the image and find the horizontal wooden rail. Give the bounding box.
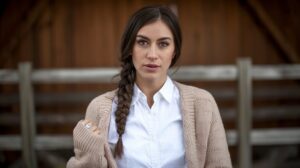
[1,105,300,125]
[1,65,300,84]
[252,65,300,80]
[0,135,73,150]
[0,66,237,83]
[226,128,300,146]
[1,128,299,150]
[170,65,237,81]
[1,86,300,106]
[0,69,18,83]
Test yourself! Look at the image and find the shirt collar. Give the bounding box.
[157,76,174,103]
[131,76,174,105]
[132,83,144,106]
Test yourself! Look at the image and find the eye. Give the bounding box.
[159,41,169,48]
[137,39,149,47]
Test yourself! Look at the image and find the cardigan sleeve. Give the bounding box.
[66,97,109,168]
[204,97,232,168]
[66,120,108,168]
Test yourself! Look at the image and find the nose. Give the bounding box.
[146,45,158,60]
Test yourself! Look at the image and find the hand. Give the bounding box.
[73,119,105,155]
[70,119,109,167]
[82,119,101,135]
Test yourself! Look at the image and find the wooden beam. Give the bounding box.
[237,58,252,168]
[2,104,300,125]
[252,65,300,80]
[226,128,300,146]
[0,0,48,65]
[245,0,300,63]
[1,64,300,83]
[19,62,37,168]
[1,128,300,150]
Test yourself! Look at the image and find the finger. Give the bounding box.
[91,125,98,132]
[82,119,89,125]
[94,129,100,135]
[82,120,93,129]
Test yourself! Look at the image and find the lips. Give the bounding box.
[143,64,160,72]
[145,64,159,68]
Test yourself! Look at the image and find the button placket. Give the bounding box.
[152,102,161,167]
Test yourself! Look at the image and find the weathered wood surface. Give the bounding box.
[1,129,300,150]
[237,58,252,168]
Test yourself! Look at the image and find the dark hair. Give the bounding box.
[114,5,182,158]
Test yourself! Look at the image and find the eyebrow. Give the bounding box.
[136,35,172,41]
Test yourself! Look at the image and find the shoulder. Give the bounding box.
[174,81,215,102]
[85,89,117,123]
[87,89,117,108]
[174,81,221,123]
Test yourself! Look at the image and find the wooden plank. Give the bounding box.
[251,128,300,145]
[30,66,237,83]
[0,135,21,150]
[18,62,37,168]
[170,65,237,81]
[0,0,49,65]
[1,86,300,106]
[2,64,300,83]
[0,135,73,150]
[252,65,300,80]
[31,68,120,83]
[0,113,81,125]
[0,86,297,106]
[1,129,300,150]
[0,70,19,83]
[1,104,300,125]
[246,0,300,63]
[226,128,300,146]
[35,135,73,150]
[222,105,300,121]
[237,58,252,168]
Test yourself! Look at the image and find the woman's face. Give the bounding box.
[132,19,175,85]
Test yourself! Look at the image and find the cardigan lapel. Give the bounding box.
[175,82,200,168]
[102,90,118,168]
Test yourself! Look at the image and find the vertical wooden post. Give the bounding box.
[19,62,37,168]
[237,58,252,168]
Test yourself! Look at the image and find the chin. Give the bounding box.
[143,73,167,83]
[137,72,158,81]
[143,74,159,81]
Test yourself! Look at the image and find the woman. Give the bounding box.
[67,5,232,168]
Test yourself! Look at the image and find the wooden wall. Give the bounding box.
[1,0,300,69]
[1,0,300,166]
[1,0,300,142]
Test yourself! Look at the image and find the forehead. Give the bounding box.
[137,20,173,39]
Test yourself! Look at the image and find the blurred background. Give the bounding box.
[0,0,300,167]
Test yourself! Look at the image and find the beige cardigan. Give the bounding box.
[67,82,232,168]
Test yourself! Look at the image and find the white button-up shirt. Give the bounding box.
[108,77,186,168]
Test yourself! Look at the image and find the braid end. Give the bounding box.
[114,136,124,158]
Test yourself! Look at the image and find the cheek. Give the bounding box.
[132,45,145,58]
[132,46,139,62]
[132,54,138,69]
[132,48,143,68]
[165,49,175,65]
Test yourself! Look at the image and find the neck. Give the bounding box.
[136,77,167,107]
